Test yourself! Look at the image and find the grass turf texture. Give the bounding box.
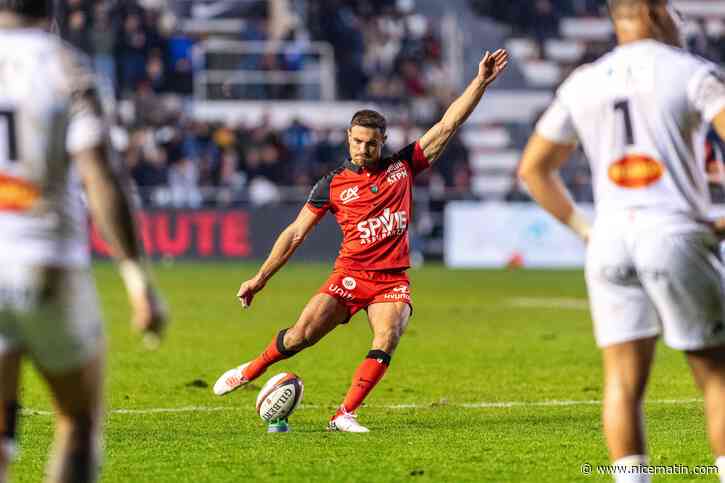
[11,263,715,482]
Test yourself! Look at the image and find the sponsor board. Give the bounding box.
[444,202,593,268]
[91,205,342,260]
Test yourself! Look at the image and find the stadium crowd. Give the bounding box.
[52,0,725,207]
[51,0,468,207]
[54,0,194,97]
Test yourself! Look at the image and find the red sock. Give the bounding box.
[242,329,295,381]
[339,350,391,414]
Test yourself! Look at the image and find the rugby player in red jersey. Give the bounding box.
[213,49,509,432]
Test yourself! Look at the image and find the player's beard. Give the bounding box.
[356,155,379,168]
[362,158,375,168]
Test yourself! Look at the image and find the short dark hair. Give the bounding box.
[350,109,387,135]
[0,0,50,18]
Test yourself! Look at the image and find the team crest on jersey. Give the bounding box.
[342,277,357,290]
[340,186,361,204]
[0,173,40,212]
[608,155,664,188]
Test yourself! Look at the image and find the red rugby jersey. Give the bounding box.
[306,141,430,271]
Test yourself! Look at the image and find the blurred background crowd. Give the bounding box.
[52,0,725,209]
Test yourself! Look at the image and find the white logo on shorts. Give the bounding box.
[342,277,357,290]
[384,285,410,300]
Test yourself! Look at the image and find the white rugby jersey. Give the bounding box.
[537,39,725,219]
[0,28,104,267]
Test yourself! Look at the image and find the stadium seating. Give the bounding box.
[53,0,724,260]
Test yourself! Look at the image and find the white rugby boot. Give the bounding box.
[327,407,370,433]
[213,362,251,396]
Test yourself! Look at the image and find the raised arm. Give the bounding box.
[237,206,323,308]
[417,49,509,165]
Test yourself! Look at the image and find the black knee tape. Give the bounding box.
[2,401,19,440]
[276,329,299,357]
[366,350,391,366]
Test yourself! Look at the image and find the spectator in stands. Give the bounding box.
[323,3,368,100]
[169,158,202,208]
[165,31,195,95]
[64,8,92,53]
[91,2,116,96]
[145,48,167,93]
[281,118,314,179]
[531,0,560,48]
[116,13,151,95]
[127,129,169,205]
[311,128,345,178]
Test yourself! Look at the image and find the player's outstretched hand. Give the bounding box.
[130,284,168,350]
[237,277,265,309]
[120,260,168,350]
[478,49,509,87]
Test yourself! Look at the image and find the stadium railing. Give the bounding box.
[195,39,336,101]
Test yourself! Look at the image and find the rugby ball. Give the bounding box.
[255,372,304,422]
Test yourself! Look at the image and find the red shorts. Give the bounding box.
[318,268,412,320]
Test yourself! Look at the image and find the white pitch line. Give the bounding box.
[507,297,590,310]
[20,398,703,417]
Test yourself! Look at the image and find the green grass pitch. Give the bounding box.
[10,263,716,482]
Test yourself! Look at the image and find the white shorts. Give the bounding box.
[0,265,104,373]
[586,210,725,351]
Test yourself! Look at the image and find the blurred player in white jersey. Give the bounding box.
[518,0,725,481]
[0,1,167,482]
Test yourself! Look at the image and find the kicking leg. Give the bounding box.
[602,337,657,483]
[329,302,410,433]
[213,294,348,395]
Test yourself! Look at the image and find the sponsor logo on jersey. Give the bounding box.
[329,284,354,300]
[340,186,361,204]
[608,155,664,188]
[0,173,40,212]
[384,285,411,300]
[386,161,408,185]
[342,277,357,290]
[386,161,405,174]
[357,208,408,245]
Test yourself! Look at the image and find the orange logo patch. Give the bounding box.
[0,173,40,211]
[608,155,664,188]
